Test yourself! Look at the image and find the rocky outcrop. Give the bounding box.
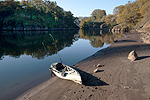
[135,14,150,44]
[141,32,150,44]
[135,14,150,33]
[112,25,128,34]
[100,23,107,28]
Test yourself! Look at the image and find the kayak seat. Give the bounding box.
[56,63,65,71]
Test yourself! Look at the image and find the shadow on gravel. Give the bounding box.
[116,40,138,43]
[137,56,150,60]
[74,68,109,86]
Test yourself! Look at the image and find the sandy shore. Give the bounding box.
[16,32,150,100]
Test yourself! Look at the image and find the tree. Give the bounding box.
[24,4,37,20]
[117,1,142,28]
[136,0,147,10]
[139,0,150,16]
[0,1,18,17]
[32,0,44,11]
[91,9,106,22]
[113,5,124,15]
[0,1,19,29]
[105,14,117,28]
[64,11,75,27]
[80,17,89,28]
[0,0,78,30]
[96,10,106,20]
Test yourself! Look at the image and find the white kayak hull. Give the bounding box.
[49,63,82,84]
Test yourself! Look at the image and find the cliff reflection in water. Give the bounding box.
[0,30,124,60]
[79,29,124,48]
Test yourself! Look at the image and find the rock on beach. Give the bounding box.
[128,50,138,61]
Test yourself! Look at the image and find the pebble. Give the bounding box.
[124,86,132,89]
[94,68,99,73]
[97,64,101,67]
[93,64,102,67]
[93,65,96,67]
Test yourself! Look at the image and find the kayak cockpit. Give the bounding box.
[50,63,82,84]
[54,63,65,71]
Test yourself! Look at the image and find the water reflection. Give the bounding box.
[79,29,124,48]
[0,31,77,60]
[0,30,124,60]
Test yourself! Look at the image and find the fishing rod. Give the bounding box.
[49,34,62,63]
[42,42,53,65]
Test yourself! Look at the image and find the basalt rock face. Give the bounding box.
[138,23,150,44]
[135,13,150,33]
[135,14,150,44]
[141,32,150,44]
[111,25,128,34]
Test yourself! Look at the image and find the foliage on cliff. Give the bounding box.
[0,0,78,30]
[80,0,150,31]
[113,0,150,30]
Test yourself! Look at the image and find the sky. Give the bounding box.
[52,0,130,17]
[15,0,130,17]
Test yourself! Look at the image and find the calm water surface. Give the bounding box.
[0,30,123,100]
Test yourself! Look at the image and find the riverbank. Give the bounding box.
[16,32,150,100]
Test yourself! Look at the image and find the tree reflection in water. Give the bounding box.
[79,29,124,48]
[0,30,124,60]
[0,31,78,60]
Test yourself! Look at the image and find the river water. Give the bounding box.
[0,29,123,100]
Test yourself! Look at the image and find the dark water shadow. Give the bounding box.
[137,56,150,60]
[74,68,109,86]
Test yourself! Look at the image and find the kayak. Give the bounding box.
[49,63,82,84]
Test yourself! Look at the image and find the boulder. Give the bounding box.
[128,50,138,61]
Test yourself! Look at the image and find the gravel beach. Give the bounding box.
[16,32,150,100]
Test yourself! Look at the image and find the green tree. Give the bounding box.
[64,11,75,27]
[0,1,19,29]
[0,1,18,17]
[24,4,37,20]
[0,0,78,30]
